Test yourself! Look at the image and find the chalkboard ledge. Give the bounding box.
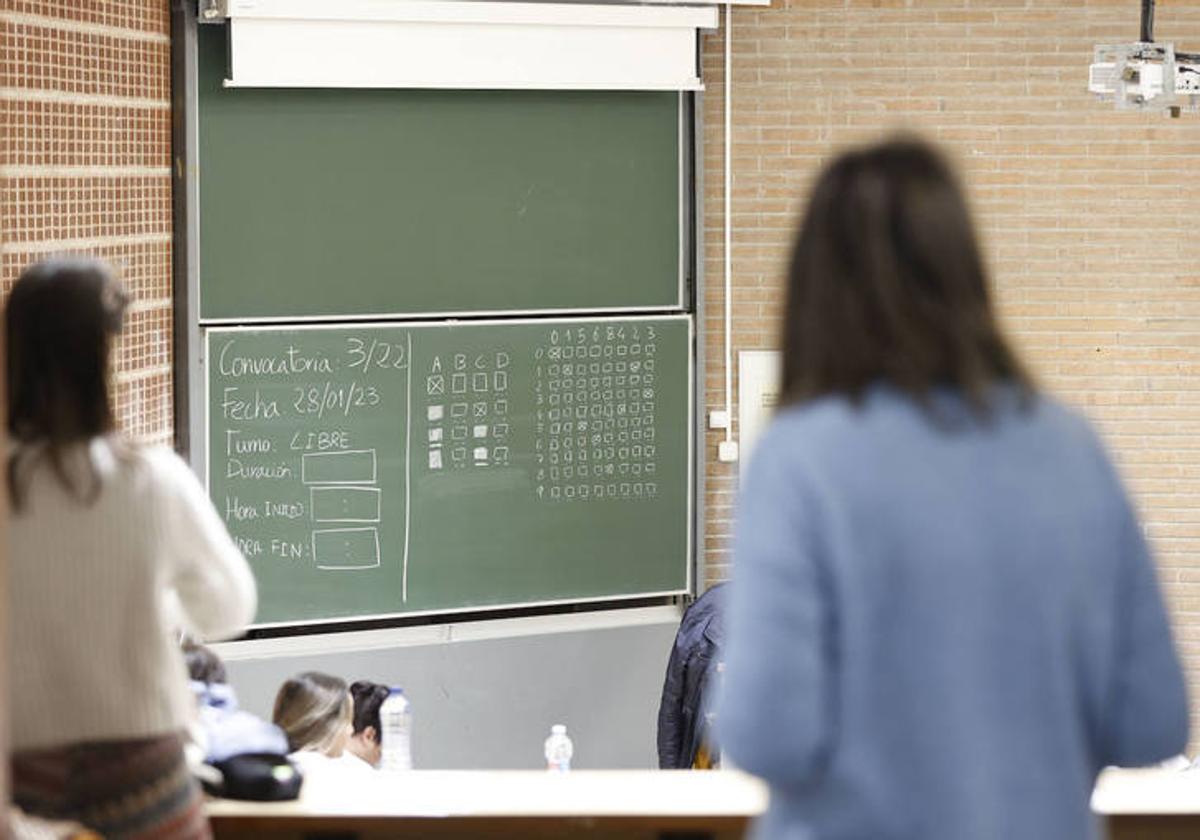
[213,602,684,658]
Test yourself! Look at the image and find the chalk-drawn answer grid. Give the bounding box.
[534,323,660,503]
[425,351,512,472]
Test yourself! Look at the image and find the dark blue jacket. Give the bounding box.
[657,583,727,769]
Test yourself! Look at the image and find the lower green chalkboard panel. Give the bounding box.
[207,316,691,625]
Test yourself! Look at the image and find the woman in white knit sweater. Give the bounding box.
[6,258,257,839]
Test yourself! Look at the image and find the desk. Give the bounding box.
[1093,767,1200,839]
[206,769,769,840]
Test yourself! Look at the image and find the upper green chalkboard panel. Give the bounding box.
[208,316,691,625]
[196,27,683,321]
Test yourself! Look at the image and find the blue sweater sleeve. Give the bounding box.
[720,435,836,787]
[1100,492,1190,767]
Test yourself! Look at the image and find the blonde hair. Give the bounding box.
[272,671,352,755]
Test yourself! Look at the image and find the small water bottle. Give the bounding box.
[379,688,412,771]
[543,724,573,772]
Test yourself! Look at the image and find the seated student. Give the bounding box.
[345,681,391,769]
[657,582,726,769]
[272,672,366,777]
[183,638,228,685]
[182,639,288,765]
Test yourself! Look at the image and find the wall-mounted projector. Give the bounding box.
[1089,42,1200,115]
[1088,2,1199,116]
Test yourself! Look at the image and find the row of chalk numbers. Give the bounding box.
[547,324,656,345]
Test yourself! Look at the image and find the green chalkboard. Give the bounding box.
[196,27,683,321]
[207,316,691,625]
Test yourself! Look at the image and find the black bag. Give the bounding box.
[204,753,304,801]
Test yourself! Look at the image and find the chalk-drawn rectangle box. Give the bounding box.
[313,527,380,570]
[310,487,382,523]
[301,450,376,484]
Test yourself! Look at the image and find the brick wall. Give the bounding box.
[702,0,1200,739]
[0,0,174,443]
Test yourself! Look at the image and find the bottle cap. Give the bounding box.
[551,724,566,735]
[389,687,405,695]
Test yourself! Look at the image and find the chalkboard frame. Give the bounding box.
[172,6,705,631]
[203,314,695,628]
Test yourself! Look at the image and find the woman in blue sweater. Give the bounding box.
[720,138,1188,840]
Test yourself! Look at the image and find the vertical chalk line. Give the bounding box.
[402,332,412,602]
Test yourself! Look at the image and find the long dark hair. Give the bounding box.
[6,257,130,510]
[781,137,1031,413]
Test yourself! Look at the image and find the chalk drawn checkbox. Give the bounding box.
[312,527,380,570]
[301,450,377,485]
[309,487,381,523]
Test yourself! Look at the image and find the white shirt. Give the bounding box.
[289,749,376,779]
[8,440,257,751]
[339,750,378,772]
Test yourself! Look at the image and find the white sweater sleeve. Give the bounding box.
[158,451,257,640]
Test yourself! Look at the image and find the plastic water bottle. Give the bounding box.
[543,724,573,772]
[379,688,412,771]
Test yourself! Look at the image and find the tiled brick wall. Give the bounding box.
[702,0,1200,738]
[0,1,174,443]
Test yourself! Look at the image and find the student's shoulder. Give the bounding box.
[1025,394,1123,486]
[770,396,857,431]
[755,395,866,456]
[743,397,860,491]
[125,444,202,493]
[1026,393,1097,443]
